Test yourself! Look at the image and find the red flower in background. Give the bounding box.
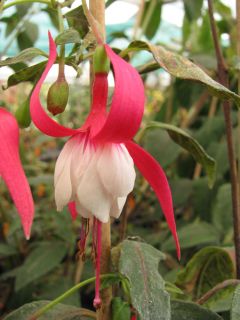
[30,33,180,307]
[0,108,34,239]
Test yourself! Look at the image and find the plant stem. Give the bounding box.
[196,279,240,305]
[207,0,240,278]
[29,274,118,320]
[88,2,112,319]
[236,0,240,243]
[3,0,50,10]
[57,4,65,76]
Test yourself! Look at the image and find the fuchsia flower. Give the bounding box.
[0,108,34,239]
[30,33,180,307]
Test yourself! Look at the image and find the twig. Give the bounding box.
[181,91,209,129]
[207,0,240,279]
[196,279,240,305]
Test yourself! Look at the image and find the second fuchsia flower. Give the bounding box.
[30,33,180,307]
[0,108,34,239]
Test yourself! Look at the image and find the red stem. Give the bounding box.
[93,219,102,309]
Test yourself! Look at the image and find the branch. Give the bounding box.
[197,279,240,305]
[207,0,240,279]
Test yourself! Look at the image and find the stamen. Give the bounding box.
[76,218,89,261]
[93,218,102,309]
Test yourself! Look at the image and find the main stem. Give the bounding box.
[208,0,240,278]
[89,1,112,319]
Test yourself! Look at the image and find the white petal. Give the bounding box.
[54,151,73,211]
[75,199,92,219]
[70,139,93,193]
[110,196,127,218]
[54,137,77,186]
[77,154,112,223]
[97,143,136,197]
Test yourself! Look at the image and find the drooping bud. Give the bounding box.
[15,98,31,128]
[47,75,69,116]
[93,45,110,74]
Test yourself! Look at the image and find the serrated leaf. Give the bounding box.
[112,297,131,320]
[171,300,223,320]
[141,121,216,187]
[122,41,240,108]
[0,48,47,67]
[3,301,94,320]
[117,240,170,320]
[176,247,234,299]
[3,62,46,89]
[231,285,240,320]
[55,29,81,45]
[65,6,89,38]
[15,242,68,291]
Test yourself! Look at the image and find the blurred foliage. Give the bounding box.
[0,0,240,319]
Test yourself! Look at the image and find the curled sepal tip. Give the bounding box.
[30,32,78,138]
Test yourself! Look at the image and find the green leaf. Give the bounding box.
[231,285,240,320]
[0,48,47,67]
[3,301,94,320]
[183,0,203,21]
[141,121,216,187]
[55,29,81,45]
[112,297,131,320]
[3,62,46,89]
[65,6,89,38]
[0,243,17,257]
[122,41,240,108]
[212,184,232,235]
[141,0,162,40]
[116,240,170,320]
[176,247,234,299]
[162,222,220,251]
[15,242,68,291]
[17,21,39,50]
[142,126,181,168]
[171,300,223,320]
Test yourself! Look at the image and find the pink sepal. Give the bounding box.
[125,141,180,260]
[30,32,79,138]
[0,108,34,239]
[81,73,108,137]
[68,202,78,220]
[93,45,145,143]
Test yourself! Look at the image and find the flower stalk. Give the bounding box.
[89,1,112,319]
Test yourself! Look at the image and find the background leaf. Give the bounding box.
[171,300,223,320]
[231,285,240,320]
[141,121,216,187]
[3,301,94,320]
[116,240,170,320]
[15,242,68,291]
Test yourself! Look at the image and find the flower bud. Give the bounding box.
[47,76,69,116]
[93,45,110,74]
[15,98,31,128]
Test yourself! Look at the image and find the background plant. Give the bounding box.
[0,0,240,319]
